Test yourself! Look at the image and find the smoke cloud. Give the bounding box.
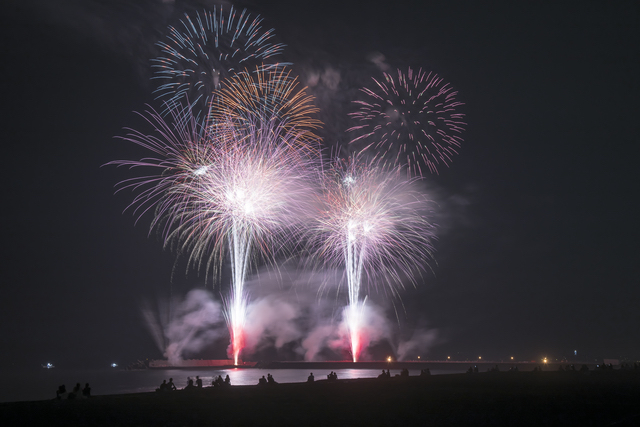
[142,289,225,364]
[142,266,439,362]
[396,328,439,361]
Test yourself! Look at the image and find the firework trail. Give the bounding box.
[151,6,288,113]
[211,66,323,148]
[306,155,436,361]
[348,67,466,176]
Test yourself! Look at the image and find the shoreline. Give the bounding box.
[144,359,601,370]
[3,370,639,426]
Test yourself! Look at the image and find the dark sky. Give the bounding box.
[1,0,638,369]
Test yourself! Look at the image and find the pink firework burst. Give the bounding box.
[348,67,466,176]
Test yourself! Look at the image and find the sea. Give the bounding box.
[1,366,469,403]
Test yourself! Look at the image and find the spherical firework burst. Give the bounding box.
[151,6,288,112]
[210,66,323,148]
[348,67,466,176]
[306,155,436,361]
[170,119,314,276]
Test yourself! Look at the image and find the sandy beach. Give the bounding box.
[2,370,639,426]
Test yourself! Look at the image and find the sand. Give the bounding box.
[2,370,639,426]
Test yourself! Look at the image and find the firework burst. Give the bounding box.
[151,6,288,113]
[210,66,323,148]
[306,155,436,361]
[348,67,466,176]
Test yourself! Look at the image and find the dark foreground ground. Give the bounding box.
[2,371,639,426]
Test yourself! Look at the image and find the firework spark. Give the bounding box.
[348,67,466,176]
[306,155,436,361]
[151,6,288,113]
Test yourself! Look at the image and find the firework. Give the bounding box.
[211,66,323,148]
[348,67,466,176]
[173,120,315,363]
[110,102,316,364]
[306,155,436,361]
[151,6,288,113]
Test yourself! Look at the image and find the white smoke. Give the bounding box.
[142,289,225,365]
[368,51,390,71]
[396,328,439,361]
[244,295,303,352]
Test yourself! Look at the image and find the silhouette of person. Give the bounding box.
[267,373,277,384]
[259,375,267,385]
[56,385,67,400]
[168,378,177,391]
[158,380,167,392]
[70,383,81,399]
[307,372,315,382]
[225,375,231,386]
[196,376,203,388]
[82,383,91,397]
[184,377,194,390]
[215,375,224,387]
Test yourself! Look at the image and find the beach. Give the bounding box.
[2,370,639,426]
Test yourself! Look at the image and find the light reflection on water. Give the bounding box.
[2,367,467,403]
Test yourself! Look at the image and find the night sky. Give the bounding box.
[2,0,638,370]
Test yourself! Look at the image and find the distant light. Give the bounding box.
[478,356,482,360]
[510,356,514,360]
[543,358,548,364]
[447,356,451,360]
[417,356,420,359]
[111,363,118,368]
[43,362,54,369]
[387,356,392,362]
[574,350,577,356]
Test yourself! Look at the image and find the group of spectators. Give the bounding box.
[258,373,278,385]
[156,375,231,392]
[56,383,91,400]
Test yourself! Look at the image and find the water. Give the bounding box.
[1,366,468,403]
